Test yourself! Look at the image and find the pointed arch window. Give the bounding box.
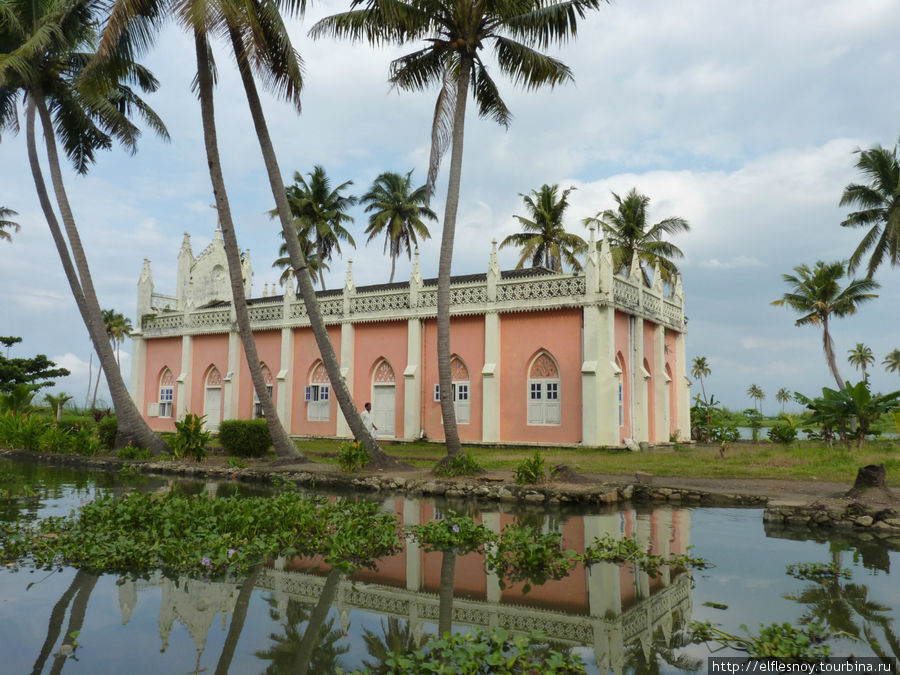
[527,352,561,426]
[253,364,275,419]
[306,361,330,422]
[158,367,175,418]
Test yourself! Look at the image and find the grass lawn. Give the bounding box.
[291,437,900,485]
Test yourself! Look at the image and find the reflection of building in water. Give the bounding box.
[116,502,692,673]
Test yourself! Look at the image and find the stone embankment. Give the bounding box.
[764,499,900,536]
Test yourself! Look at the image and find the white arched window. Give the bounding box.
[527,352,560,425]
[253,364,275,419]
[157,367,175,418]
[306,362,330,422]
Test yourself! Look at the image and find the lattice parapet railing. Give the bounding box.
[141,269,684,336]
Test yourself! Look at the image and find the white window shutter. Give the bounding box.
[147,402,159,417]
[456,383,470,424]
[527,383,543,425]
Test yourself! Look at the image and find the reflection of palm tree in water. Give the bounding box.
[361,616,426,674]
[255,569,348,674]
[32,569,98,675]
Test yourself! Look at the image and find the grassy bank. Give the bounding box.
[294,438,900,486]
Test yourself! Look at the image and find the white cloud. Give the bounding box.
[700,256,765,270]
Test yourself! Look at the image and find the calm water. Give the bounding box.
[1,458,898,674]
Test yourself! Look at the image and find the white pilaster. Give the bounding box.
[130,332,147,414]
[403,319,422,440]
[584,514,622,617]
[582,304,620,446]
[675,331,691,441]
[277,327,294,432]
[336,322,355,438]
[223,332,240,421]
[403,499,422,591]
[482,512,502,604]
[634,513,651,599]
[482,312,501,442]
[653,324,668,442]
[176,335,193,420]
[632,318,649,443]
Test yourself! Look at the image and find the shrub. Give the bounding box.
[169,413,210,462]
[97,416,118,450]
[118,443,152,460]
[218,419,272,457]
[56,417,94,434]
[434,453,483,477]
[514,451,546,485]
[0,412,48,451]
[39,426,74,453]
[337,440,369,472]
[71,424,101,455]
[768,422,798,444]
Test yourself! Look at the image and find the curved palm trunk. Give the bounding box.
[389,254,396,284]
[194,31,300,460]
[822,318,845,391]
[294,568,343,675]
[28,95,168,455]
[438,550,457,636]
[31,571,81,675]
[48,571,97,675]
[214,565,261,675]
[436,57,473,460]
[226,24,396,467]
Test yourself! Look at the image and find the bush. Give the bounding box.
[514,451,546,485]
[118,443,152,460]
[71,424,101,455]
[434,453,483,477]
[56,417,94,434]
[337,440,370,472]
[169,413,210,462]
[97,416,118,450]
[768,422,798,444]
[0,412,48,451]
[218,419,272,458]
[39,425,75,453]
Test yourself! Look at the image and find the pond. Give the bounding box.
[1,458,898,673]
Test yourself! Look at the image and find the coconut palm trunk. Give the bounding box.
[822,317,845,391]
[214,565,262,675]
[31,570,82,674]
[438,550,457,636]
[435,59,472,459]
[294,569,344,675]
[27,95,168,454]
[226,24,395,466]
[194,31,300,460]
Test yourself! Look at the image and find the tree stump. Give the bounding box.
[852,464,886,492]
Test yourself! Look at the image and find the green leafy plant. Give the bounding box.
[406,511,493,554]
[768,417,799,445]
[743,408,763,443]
[486,522,577,593]
[71,424,101,456]
[796,381,900,447]
[117,443,152,460]
[218,419,272,457]
[96,415,118,450]
[226,456,248,469]
[786,562,851,581]
[169,413,210,462]
[514,450,546,485]
[337,440,370,472]
[0,412,48,450]
[580,533,710,576]
[690,621,831,659]
[433,453,483,477]
[39,425,74,453]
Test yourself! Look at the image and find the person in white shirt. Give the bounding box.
[361,402,378,437]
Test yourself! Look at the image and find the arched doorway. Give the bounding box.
[371,359,396,437]
[203,366,223,430]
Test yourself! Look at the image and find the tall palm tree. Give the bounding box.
[1,0,170,454]
[0,206,19,242]
[103,308,132,366]
[690,356,711,407]
[272,236,326,288]
[771,261,879,391]
[746,384,764,414]
[283,166,357,291]
[884,349,900,375]
[312,0,606,458]
[776,387,791,413]
[500,184,586,273]
[839,138,900,279]
[360,170,436,283]
[847,343,874,381]
[583,188,690,282]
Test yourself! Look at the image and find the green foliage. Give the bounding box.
[406,511,493,555]
[786,562,851,581]
[39,425,75,453]
[743,408,763,442]
[56,417,94,434]
[796,380,900,446]
[690,621,831,659]
[486,523,577,594]
[768,416,799,445]
[337,440,370,472]
[97,416,118,450]
[691,395,740,442]
[0,383,38,414]
[433,453,483,477]
[0,412,48,450]
[218,419,272,457]
[71,424,101,456]
[0,338,70,394]
[386,627,586,674]
[169,413,210,462]
[226,456,248,469]
[0,491,401,575]
[581,533,710,577]
[514,451,546,485]
[117,443,151,460]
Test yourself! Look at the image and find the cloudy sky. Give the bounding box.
[1,0,898,414]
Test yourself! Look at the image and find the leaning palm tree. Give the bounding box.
[776,387,791,413]
[839,138,900,279]
[746,384,764,414]
[847,343,875,381]
[0,207,19,242]
[771,261,879,391]
[360,170,436,283]
[500,184,586,273]
[1,0,170,453]
[312,0,606,459]
[884,349,900,375]
[284,166,357,291]
[584,188,690,282]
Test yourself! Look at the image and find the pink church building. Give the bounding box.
[130,225,690,447]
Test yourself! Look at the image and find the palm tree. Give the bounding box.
[771,261,879,391]
[747,384,764,414]
[1,0,170,454]
[690,357,711,407]
[847,343,875,381]
[776,387,791,413]
[44,392,73,422]
[283,166,357,291]
[312,0,606,458]
[0,207,19,242]
[839,138,900,279]
[884,349,900,375]
[272,236,326,289]
[500,184,586,273]
[583,188,690,282]
[103,309,132,367]
[360,170,436,283]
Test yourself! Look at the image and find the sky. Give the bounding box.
[1,0,899,415]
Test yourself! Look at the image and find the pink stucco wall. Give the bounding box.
[143,337,182,431]
[291,325,342,436]
[422,316,485,442]
[614,311,632,443]
[353,321,408,437]
[236,329,281,419]
[499,309,582,445]
[191,334,229,421]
